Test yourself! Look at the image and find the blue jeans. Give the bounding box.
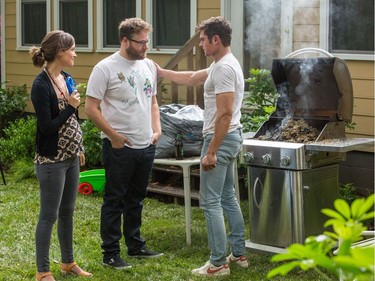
[101,138,156,259]
[199,129,245,266]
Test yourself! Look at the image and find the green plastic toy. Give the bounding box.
[78,169,105,195]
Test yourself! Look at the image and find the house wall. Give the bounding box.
[293,0,374,145]
[3,0,221,114]
[293,0,374,192]
[3,0,374,141]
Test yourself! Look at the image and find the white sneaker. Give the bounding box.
[191,261,230,276]
[227,253,249,268]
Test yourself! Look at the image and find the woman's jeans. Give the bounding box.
[101,139,156,259]
[35,157,79,272]
[199,128,245,266]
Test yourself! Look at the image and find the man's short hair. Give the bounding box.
[196,16,232,47]
[118,17,153,42]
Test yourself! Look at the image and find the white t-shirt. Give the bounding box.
[86,52,157,149]
[203,53,244,136]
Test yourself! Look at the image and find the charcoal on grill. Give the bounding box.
[258,119,319,143]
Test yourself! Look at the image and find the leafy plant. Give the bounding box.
[267,194,375,281]
[345,121,356,130]
[0,115,36,166]
[9,159,36,180]
[72,82,103,168]
[339,183,360,205]
[0,82,28,135]
[241,69,278,132]
[80,119,102,169]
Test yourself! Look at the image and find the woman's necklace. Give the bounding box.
[44,68,66,99]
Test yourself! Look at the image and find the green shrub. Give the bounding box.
[0,115,36,166]
[75,82,103,168]
[0,107,103,170]
[339,182,360,205]
[9,159,36,180]
[81,119,102,168]
[0,82,28,134]
[241,69,278,132]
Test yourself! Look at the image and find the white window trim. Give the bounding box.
[53,0,93,52]
[320,0,374,61]
[145,0,197,54]
[96,0,142,53]
[16,0,51,51]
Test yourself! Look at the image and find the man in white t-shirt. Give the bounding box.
[85,18,163,270]
[156,16,248,276]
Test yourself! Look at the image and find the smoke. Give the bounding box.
[244,0,281,69]
[244,0,321,69]
[297,61,314,94]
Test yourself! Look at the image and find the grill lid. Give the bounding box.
[271,57,353,122]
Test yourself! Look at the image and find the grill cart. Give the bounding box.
[240,48,374,254]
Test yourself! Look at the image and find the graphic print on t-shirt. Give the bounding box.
[143,78,153,97]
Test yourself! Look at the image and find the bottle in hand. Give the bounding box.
[175,133,184,160]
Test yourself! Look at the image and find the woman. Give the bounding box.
[30,30,92,281]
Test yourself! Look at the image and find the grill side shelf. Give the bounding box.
[305,138,374,152]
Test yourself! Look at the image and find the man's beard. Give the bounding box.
[126,46,146,60]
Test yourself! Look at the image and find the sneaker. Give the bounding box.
[227,253,249,268]
[191,261,230,276]
[102,254,132,270]
[128,248,164,258]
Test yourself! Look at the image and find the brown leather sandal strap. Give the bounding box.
[37,271,53,280]
[66,262,77,272]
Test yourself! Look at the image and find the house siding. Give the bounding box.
[292,0,374,144]
[347,61,374,140]
[3,0,221,112]
[293,0,374,192]
[3,0,374,141]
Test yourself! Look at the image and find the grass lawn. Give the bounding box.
[0,175,327,281]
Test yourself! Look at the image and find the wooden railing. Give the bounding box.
[157,31,210,109]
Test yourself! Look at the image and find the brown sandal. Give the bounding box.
[36,272,55,281]
[61,262,93,277]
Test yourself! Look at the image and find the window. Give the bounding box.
[146,0,197,53]
[330,0,374,55]
[153,0,190,48]
[103,0,136,47]
[321,0,374,60]
[17,0,50,49]
[97,0,139,50]
[54,0,93,51]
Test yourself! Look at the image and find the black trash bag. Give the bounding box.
[155,104,204,158]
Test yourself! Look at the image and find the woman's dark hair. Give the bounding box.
[29,30,75,68]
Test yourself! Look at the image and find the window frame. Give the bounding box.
[16,0,51,50]
[53,0,93,52]
[145,0,197,54]
[96,0,141,52]
[320,0,374,61]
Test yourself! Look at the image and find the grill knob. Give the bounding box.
[280,156,291,167]
[262,154,272,164]
[243,152,254,163]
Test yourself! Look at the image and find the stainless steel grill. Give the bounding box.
[241,49,374,253]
